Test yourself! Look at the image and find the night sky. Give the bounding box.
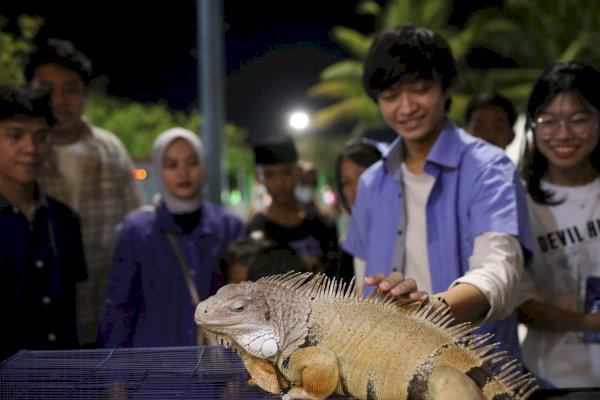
[2,1,501,142]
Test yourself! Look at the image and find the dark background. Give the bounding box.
[2,1,502,141]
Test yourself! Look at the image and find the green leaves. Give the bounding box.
[0,15,42,85]
[86,94,251,170]
[86,96,180,158]
[464,0,600,112]
[330,27,372,59]
[308,0,467,137]
[310,0,600,137]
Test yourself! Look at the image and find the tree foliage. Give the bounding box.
[310,0,600,138]
[308,0,479,137]
[0,13,253,199]
[465,0,600,113]
[86,92,253,181]
[86,93,255,205]
[0,15,42,85]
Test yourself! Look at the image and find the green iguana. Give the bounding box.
[194,272,538,400]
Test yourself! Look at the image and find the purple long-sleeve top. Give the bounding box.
[98,200,244,348]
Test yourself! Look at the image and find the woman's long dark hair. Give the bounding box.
[520,62,600,205]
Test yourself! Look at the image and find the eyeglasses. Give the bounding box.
[531,112,597,140]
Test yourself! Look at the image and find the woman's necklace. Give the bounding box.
[547,169,599,209]
[571,178,598,209]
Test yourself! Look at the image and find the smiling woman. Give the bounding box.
[517,62,600,388]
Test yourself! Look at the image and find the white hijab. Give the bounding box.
[152,127,204,214]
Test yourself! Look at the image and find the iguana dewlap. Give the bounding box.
[194,272,537,400]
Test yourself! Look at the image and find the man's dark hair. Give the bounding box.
[220,237,308,282]
[0,84,55,126]
[362,24,457,105]
[25,38,93,86]
[253,136,299,165]
[247,243,308,281]
[465,92,517,126]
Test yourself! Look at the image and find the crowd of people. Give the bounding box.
[1,24,599,390]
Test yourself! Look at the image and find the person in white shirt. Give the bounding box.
[517,61,600,388]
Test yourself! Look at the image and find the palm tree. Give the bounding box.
[465,0,600,113]
[310,0,600,139]
[307,0,480,138]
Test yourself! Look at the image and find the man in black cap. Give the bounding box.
[246,137,339,275]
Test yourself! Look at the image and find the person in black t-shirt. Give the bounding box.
[246,137,339,275]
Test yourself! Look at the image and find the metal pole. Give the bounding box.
[197,0,226,205]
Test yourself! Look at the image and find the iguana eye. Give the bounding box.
[232,303,245,313]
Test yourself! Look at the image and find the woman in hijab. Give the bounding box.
[98,128,244,347]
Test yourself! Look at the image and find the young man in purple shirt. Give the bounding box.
[343,25,533,359]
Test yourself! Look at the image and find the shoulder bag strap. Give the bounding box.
[164,231,200,306]
[165,231,211,345]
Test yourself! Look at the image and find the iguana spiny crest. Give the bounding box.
[194,272,538,400]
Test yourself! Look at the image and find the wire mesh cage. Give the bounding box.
[0,346,309,400]
[3,346,599,399]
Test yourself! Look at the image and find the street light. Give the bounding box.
[289,110,310,132]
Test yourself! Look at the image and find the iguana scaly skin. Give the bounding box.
[194,272,538,400]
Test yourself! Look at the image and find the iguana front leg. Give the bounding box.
[282,346,339,400]
[237,348,289,394]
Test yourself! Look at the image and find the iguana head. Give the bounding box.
[194,282,279,359]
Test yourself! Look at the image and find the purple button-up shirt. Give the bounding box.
[343,120,532,359]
